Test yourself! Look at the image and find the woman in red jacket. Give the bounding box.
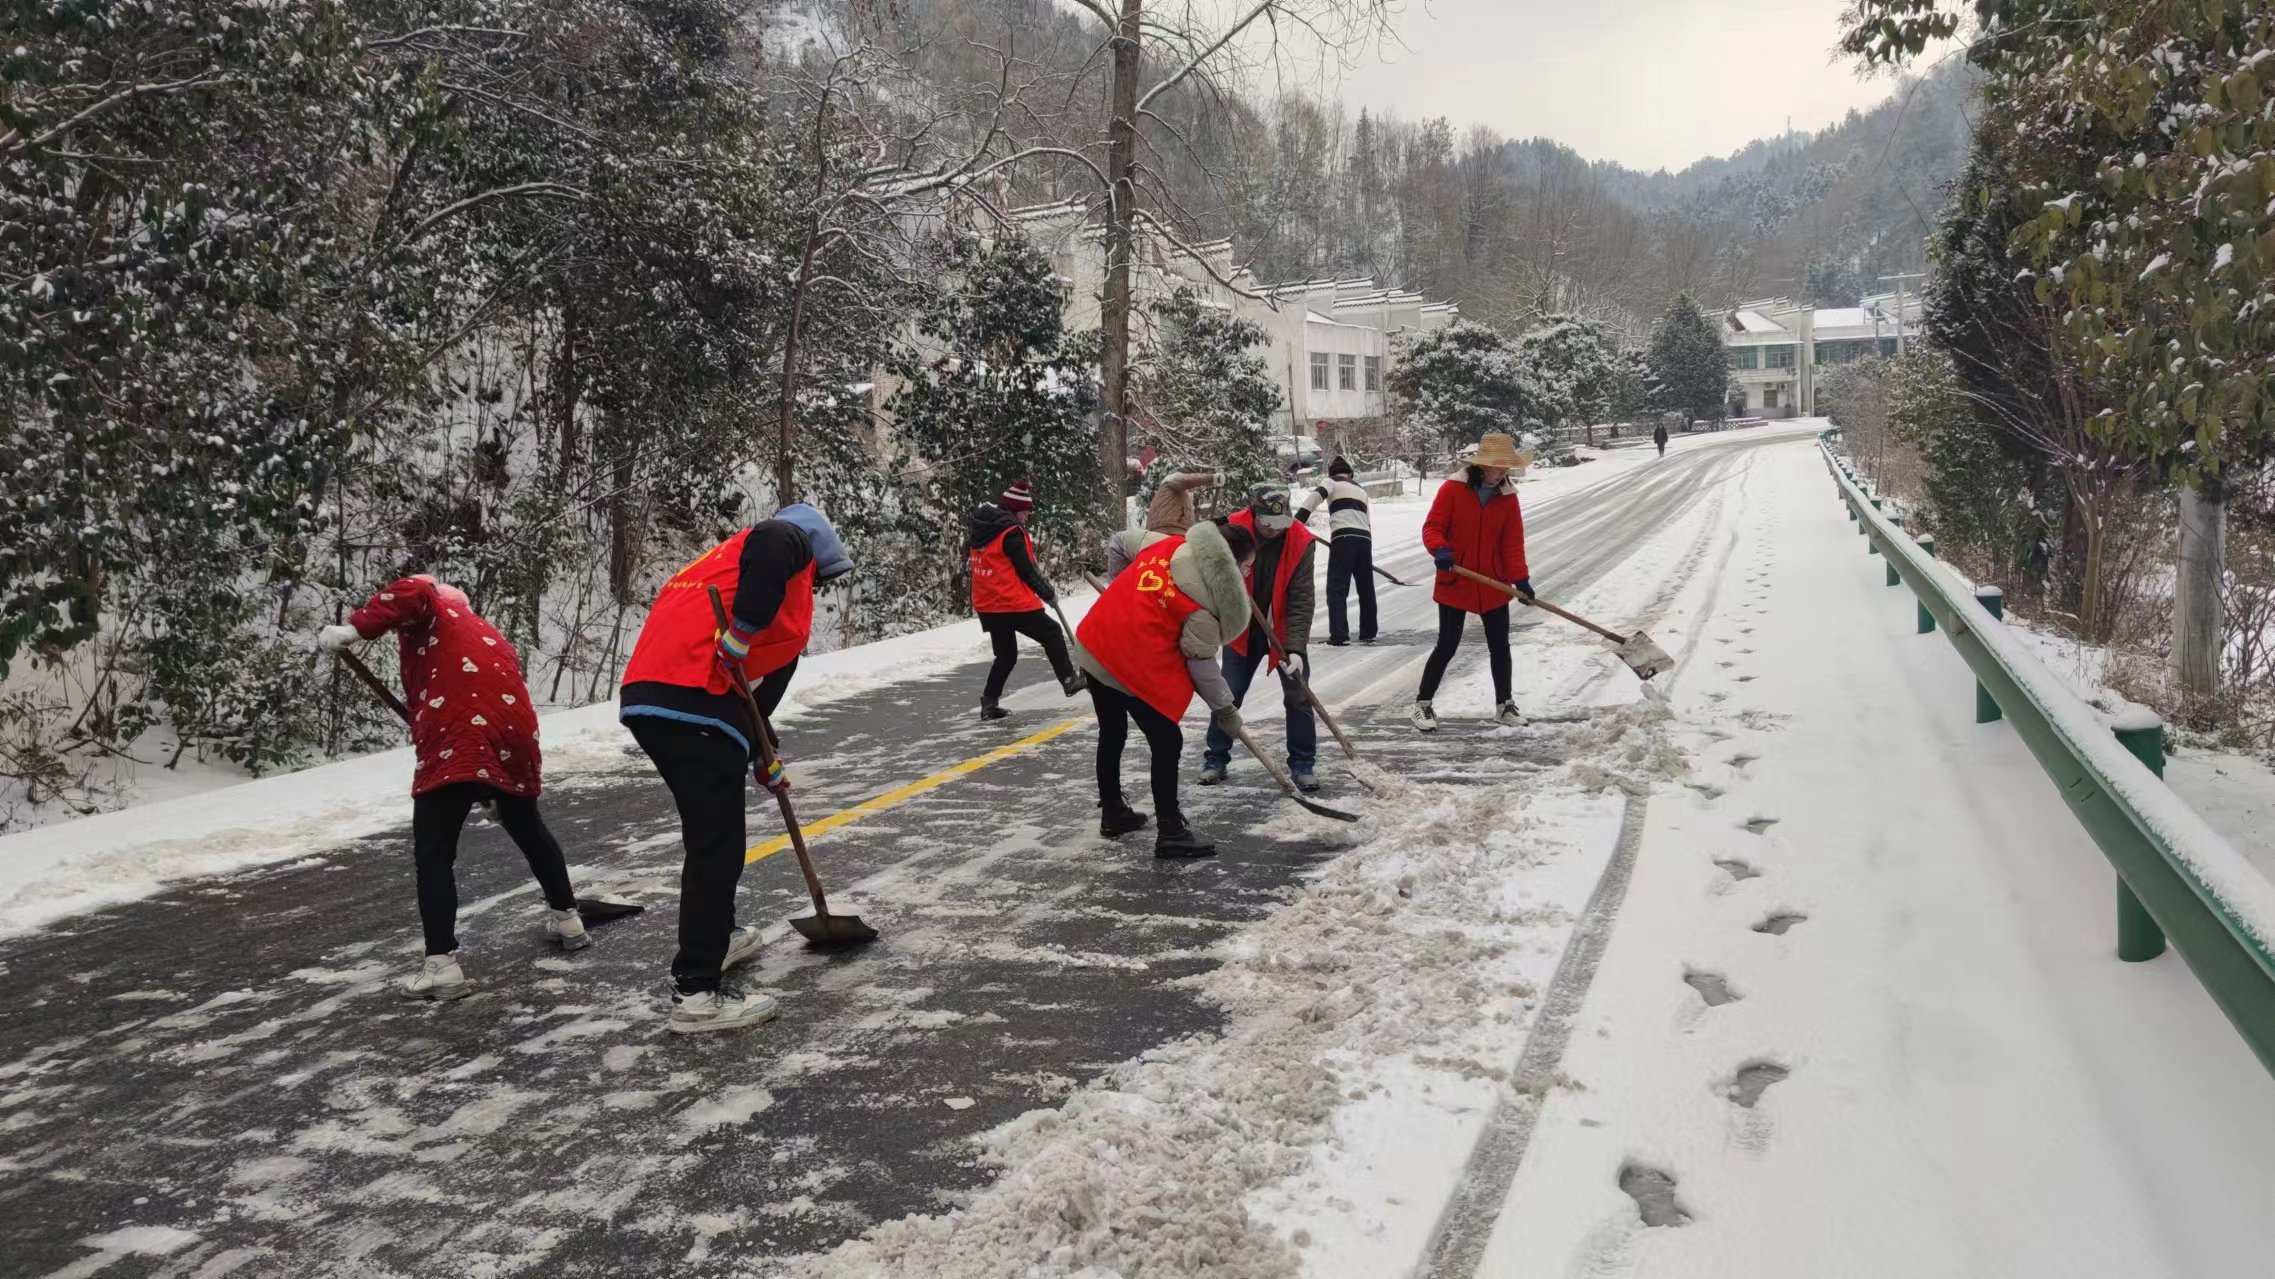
[319,576,586,1002]
[1413,433,1535,732]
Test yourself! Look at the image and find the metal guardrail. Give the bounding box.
[1821,431,2275,1079]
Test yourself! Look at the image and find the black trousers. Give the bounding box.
[1325,535,1378,642]
[1089,681,1184,827]
[627,717,752,994]
[981,610,1074,705]
[410,783,577,956]
[1417,602,1513,705]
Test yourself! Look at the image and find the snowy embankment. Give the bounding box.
[1479,438,2275,1278]
[0,620,1022,940]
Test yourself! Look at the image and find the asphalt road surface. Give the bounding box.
[0,432,1789,1278]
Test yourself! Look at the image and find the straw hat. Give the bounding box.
[1461,433,1525,470]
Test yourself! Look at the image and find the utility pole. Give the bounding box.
[1879,273,1926,357]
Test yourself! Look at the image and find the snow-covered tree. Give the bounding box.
[1133,288,1284,499]
[1388,320,1543,463]
[1518,315,1618,442]
[884,234,1102,625]
[1647,295,1728,424]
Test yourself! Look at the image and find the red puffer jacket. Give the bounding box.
[348,577,543,798]
[1423,477,1530,614]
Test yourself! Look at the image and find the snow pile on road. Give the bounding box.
[796,709,1676,1278]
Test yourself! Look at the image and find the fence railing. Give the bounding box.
[1821,431,2275,1079]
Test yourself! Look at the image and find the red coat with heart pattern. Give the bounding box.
[348,576,543,798]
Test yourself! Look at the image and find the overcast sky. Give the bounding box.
[1327,0,1926,173]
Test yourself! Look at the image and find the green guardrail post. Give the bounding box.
[1974,585,2004,722]
[1915,535,1938,633]
[2111,713,2171,963]
[1867,497,1882,552]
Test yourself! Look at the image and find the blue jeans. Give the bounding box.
[1201,641,1316,772]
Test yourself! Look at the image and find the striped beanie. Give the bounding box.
[1000,478,1034,512]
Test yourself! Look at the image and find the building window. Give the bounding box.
[1764,345,1796,369]
[1364,355,1381,392]
[1881,337,1900,357]
[1337,353,1357,391]
[1310,352,1329,391]
[1727,346,1759,370]
[1764,387,1780,409]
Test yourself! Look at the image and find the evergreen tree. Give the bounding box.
[1647,295,1728,423]
[1132,288,1284,496]
[1388,319,1542,460]
[1517,315,1617,441]
[885,233,1102,626]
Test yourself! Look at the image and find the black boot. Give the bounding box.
[1060,671,1089,697]
[1154,818,1216,859]
[979,703,1009,721]
[1099,798,1149,837]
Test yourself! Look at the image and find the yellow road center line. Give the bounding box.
[745,715,1090,864]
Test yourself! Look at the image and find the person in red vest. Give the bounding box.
[1073,517,1256,859]
[318,575,586,1002]
[618,502,852,1034]
[1413,433,1534,732]
[1199,484,1322,791]
[968,478,1086,720]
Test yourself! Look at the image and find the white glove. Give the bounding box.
[1281,651,1307,681]
[317,624,364,652]
[1212,705,1244,737]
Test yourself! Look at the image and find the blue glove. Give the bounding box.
[1432,547,1455,572]
[1511,577,1534,601]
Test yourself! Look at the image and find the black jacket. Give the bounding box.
[967,504,1055,607]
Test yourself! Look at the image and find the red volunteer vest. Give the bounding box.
[620,529,816,695]
[1076,536,1205,720]
[969,527,1045,614]
[1225,508,1317,667]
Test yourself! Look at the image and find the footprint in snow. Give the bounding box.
[1723,1060,1790,1109]
[1618,1165,1692,1227]
[1752,911,1807,935]
[1742,815,1778,834]
[1714,857,1762,881]
[1728,753,1759,769]
[1735,675,1756,683]
[1683,968,1740,1007]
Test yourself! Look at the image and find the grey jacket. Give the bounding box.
[1102,527,1171,580]
[1075,519,1249,712]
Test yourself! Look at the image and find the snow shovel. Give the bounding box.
[1083,570,1111,594]
[1230,723,1359,822]
[333,650,643,925]
[707,587,878,949]
[1450,567,1673,682]
[1252,620,1389,796]
[1372,564,1414,588]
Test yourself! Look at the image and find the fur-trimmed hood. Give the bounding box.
[1170,518,1250,638]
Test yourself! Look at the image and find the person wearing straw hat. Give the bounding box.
[968,478,1086,720]
[1411,433,1534,732]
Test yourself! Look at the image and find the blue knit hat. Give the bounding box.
[774,503,853,581]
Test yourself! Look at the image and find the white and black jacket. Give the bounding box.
[1298,478,1372,539]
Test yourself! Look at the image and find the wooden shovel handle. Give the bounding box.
[1252,617,1360,763]
[707,586,833,916]
[1448,565,1628,644]
[335,650,413,725]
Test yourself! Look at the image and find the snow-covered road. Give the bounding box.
[12,424,2263,1279]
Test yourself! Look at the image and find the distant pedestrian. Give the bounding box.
[1653,420,1670,457]
[968,478,1085,720]
[1201,485,1321,792]
[619,503,853,1034]
[1297,455,1377,645]
[1411,433,1534,733]
[318,576,585,1002]
[1145,468,1224,536]
[1073,518,1255,858]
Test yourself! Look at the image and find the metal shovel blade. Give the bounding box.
[791,912,879,948]
[1616,631,1674,681]
[574,897,646,926]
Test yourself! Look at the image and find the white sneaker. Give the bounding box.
[1409,700,1439,733]
[546,907,591,952]
[403,954,471,1001]
[669,986,782,1035]
[722,924,763,971]
[1496,701,1526,728]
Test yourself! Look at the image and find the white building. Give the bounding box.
[1007,202,1457,440]
[1717,293,1924,417]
